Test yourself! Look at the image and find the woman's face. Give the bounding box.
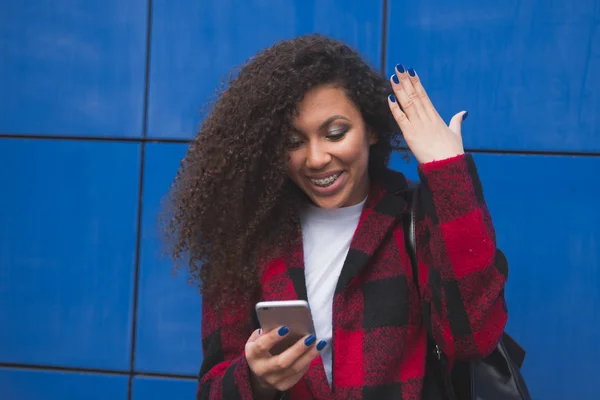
[287,85,376,209]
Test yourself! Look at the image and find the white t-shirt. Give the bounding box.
[300,197,367,386]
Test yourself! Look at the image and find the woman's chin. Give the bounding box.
[308,191,348,209]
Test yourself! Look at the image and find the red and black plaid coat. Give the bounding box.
[197,154,508,400]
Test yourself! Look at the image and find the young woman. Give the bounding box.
[163,34,508,400]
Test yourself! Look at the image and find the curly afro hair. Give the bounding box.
[162,34,405,309]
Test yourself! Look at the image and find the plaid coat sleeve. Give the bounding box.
[196,294,256,399]
[415,153,508,361]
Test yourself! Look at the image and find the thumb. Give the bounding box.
[247,329,262,344]
[449,111,468,135]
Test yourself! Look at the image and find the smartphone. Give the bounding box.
[255,300,316,355]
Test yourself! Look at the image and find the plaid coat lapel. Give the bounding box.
[261,169,409,301]
[334,169,409,295]
[259,232,307,302]
[284,231,308,302]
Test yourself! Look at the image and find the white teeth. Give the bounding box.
[310,172,341,187]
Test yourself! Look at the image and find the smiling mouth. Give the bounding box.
[309,172,342,188]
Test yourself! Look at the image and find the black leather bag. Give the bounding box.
[403,183,532,400]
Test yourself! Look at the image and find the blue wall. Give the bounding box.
[1,1,598,399]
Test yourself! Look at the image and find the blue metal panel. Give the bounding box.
[0,1,147,137]
[0,139,140,370]
[132,376,196,399]
[0,368,128,400]
[386,0,600,152]
[472,153,599,399]
[147,0,384,139]
[134,143,203,375]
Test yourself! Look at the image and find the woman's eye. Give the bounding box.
[327,127,348,141]
[287,137,303,149]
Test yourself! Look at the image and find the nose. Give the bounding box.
[305,141,332,170]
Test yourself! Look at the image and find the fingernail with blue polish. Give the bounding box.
[316,340,328,351]
[396,64,405,73]
[258,329,262,335]
[304,335,316,346]
[278,326,289,336]
[462,111,469,121]
[389,94,396,103]
[407,67,416,77]
[392,74,399,84]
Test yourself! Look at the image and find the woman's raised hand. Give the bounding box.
[387,64,467,164]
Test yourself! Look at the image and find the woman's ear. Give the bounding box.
[368,129,378,145]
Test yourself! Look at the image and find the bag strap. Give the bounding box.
[402,182,457,400]
[403,182,439,340]
[403,182,419,289]
[403,182,434,336]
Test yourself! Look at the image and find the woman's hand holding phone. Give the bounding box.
[245,326,327,398]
